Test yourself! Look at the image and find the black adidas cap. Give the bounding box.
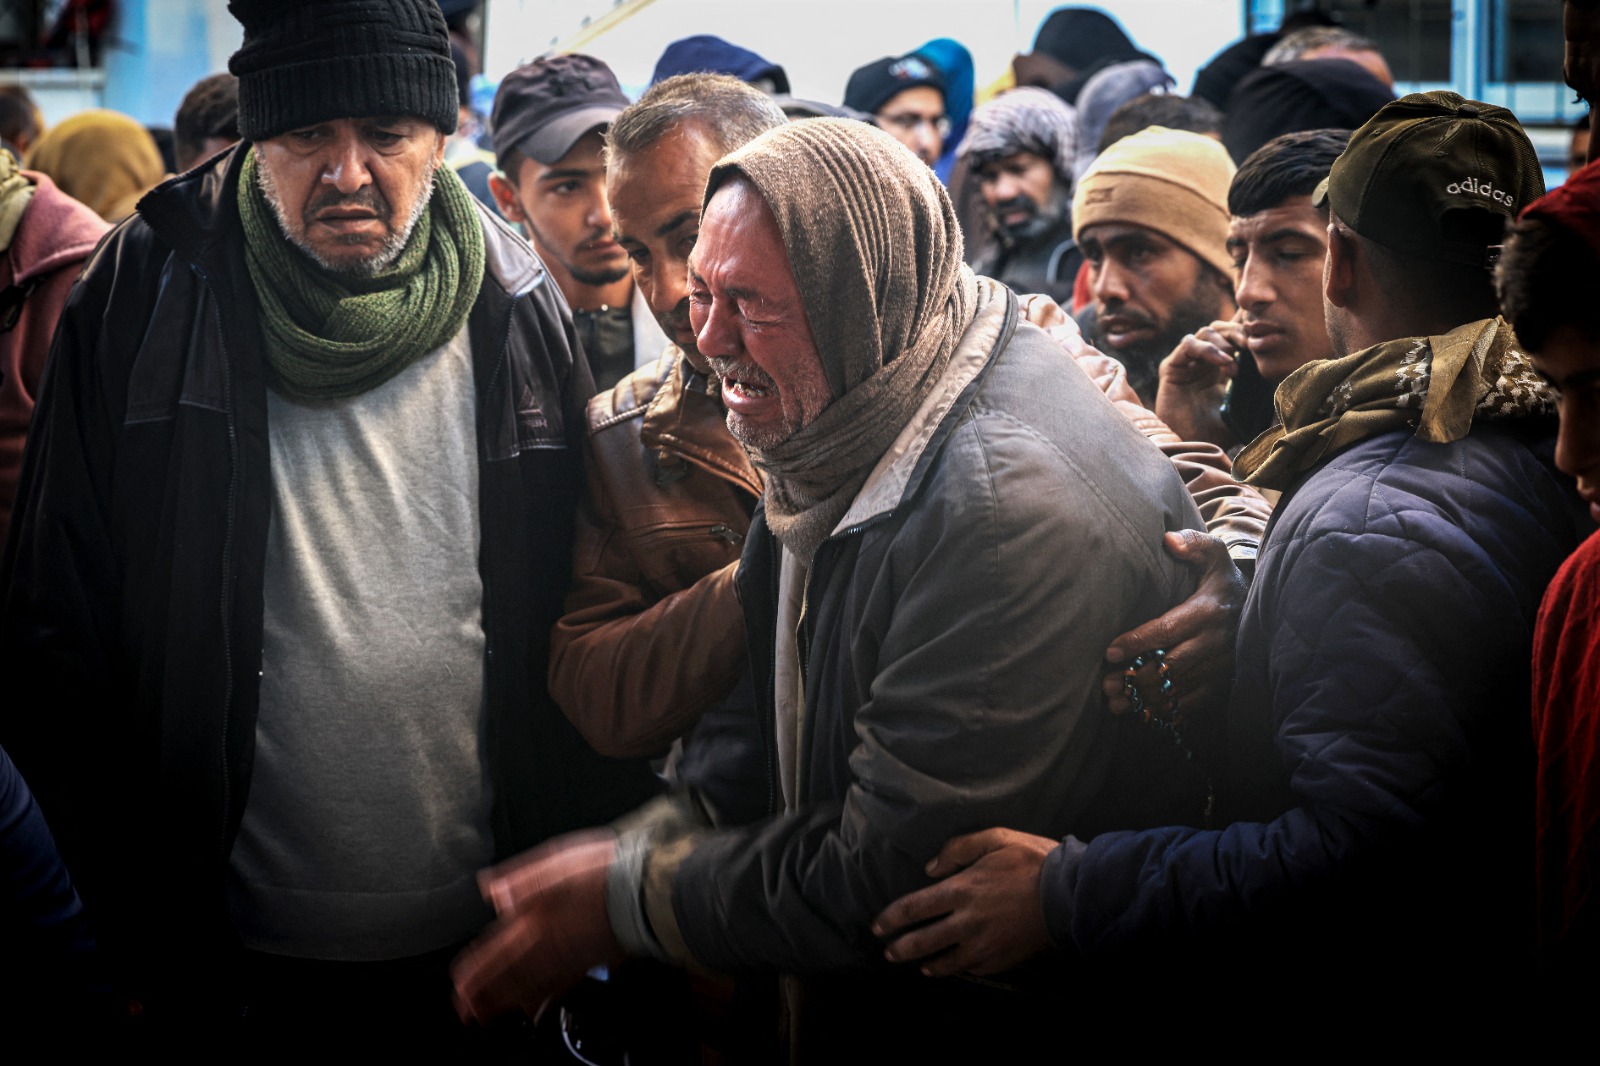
[1315,90,1545,267]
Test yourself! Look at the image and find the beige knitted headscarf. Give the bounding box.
[705,118,979,563]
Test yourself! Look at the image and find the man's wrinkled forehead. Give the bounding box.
[1226,195,1327,249]
[692,176,778,270]
[608,122,719,219]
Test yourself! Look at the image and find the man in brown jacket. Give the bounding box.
[548,75,1272,770]
[546,76,782,823]
[455,120,1245,1055]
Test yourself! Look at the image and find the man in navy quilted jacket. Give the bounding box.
[877,92,1590,1000]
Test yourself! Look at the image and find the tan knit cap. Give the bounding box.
[1071,125,1236,279]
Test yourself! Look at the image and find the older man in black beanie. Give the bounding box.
[0,0,657,1044]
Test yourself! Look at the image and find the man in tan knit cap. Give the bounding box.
[1073,124,1238,404]
[453,117,1213,1055]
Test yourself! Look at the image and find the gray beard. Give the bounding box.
[996,182,1073,247]
[257,158,438,277]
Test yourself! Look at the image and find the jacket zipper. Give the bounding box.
[793,564,813,809]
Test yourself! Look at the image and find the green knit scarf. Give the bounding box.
[238,147,486,401]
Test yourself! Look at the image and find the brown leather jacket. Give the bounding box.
[549,349,762,757]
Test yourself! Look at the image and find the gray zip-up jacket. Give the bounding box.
[608,281,1212,1045]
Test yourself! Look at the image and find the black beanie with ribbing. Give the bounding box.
[228,0,458,141]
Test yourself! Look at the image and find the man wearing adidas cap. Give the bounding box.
[877,92,1588,997]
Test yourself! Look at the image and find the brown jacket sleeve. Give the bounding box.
[1072,349,1272,556]
[548,358,757,759]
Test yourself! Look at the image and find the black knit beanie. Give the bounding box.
[228,0,458,140]
[842,54,945,117]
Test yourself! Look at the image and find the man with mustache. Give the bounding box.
[0,0,658,1044]
[877,92,1584,1001]
[1155,128,1349,452]
[454,116,1217,1055]
[1075,125,1238,405]
[960,87,1083,305]
[551,75,1271,779]
[546,74,783,816]
[488,55,668,390]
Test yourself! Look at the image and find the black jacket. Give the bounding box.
[969,210,1082,307]
[0,145,659,1009]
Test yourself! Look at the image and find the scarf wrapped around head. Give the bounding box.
[958,87,1078,186]
[26,109,165,223]
[704,118,979,563]
[1236,316,1556,490]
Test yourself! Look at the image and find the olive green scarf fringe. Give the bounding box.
[238,147,486,401]
[1236,317,1557,491]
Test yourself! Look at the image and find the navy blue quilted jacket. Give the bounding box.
[1047,420,1588,978]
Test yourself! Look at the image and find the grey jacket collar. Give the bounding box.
[833,277,1017,533]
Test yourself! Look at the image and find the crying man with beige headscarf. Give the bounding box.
[453,118,1214,1055]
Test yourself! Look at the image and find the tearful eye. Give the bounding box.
[687,292,711,333]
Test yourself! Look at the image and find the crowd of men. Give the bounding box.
[2,0,1599,1054]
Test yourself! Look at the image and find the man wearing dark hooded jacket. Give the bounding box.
[960,87,1083,304]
